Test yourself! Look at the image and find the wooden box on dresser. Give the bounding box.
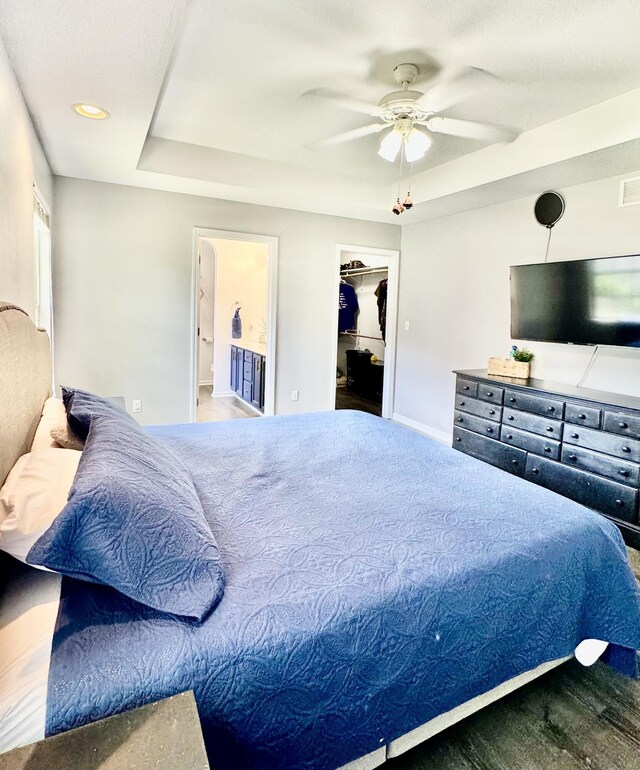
[452,369,640,548]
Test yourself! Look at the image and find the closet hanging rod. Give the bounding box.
[340,266,388,277]
[340,332,384,342]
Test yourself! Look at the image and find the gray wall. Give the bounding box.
[395,171,640,441]
[53,177,400,424]
[0,37,52,314]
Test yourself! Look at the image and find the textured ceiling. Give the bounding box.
[1,0,640,222]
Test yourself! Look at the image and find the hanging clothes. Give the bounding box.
[338,281,358,332]
[374,279,388,342]
[231,307,242,339]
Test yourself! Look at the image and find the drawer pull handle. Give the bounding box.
[456,437,462,442]
[544,446,552,453]
[615,499,624,507]
[487,427,494,434]
[506,434,513,440]
[464,386,470,391]
[509,397,516,403]
[578,413,586,419]
[548,406,555,413]
[546,427,554,432]
[619,421,628,429]
[568,454,577,461]
[532,468,540,475]
[511,459,519,465]
[457,417,463,422]
[622,446,631,453]
[618,470,629,477]
[571,433,579,439]
[459,401,465,406]
[489,409,496,415]
[508,416,515,421]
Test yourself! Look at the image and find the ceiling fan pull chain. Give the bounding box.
[393,150,406,215]
[404,162,414,209]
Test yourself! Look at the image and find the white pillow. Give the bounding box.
[0,449,81,567]
[30,397,66,451]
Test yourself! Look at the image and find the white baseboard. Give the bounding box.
[199,380,213,387]
[392,413,452,445]
[211,389,234,399]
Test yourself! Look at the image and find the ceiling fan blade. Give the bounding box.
[423,116,518,142]
[303,88,382,116]
[313,123,388,148]
[416,67,497,113]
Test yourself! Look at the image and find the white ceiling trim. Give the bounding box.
[403,88,640,206]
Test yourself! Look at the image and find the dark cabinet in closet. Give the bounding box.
[346,349,384,404]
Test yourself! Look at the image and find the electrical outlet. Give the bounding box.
[132,399,142,413]
[404,320,410,331]
[291,390,299,402]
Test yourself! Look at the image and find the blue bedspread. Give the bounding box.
[47,411,640,769]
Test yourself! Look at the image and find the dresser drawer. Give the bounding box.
[525,456,637,523]
[454,410,500,438]
[603,411,640,441]
[503,408,564,440]
[477,385,504,405]
[504,389,564,420]
[244,360,253,380]
[561,445,640,487]
[454,396,502,422]
[453,427,526,477]
[564,403,601,429]
[563,425,640,463]
[501,426,560,460]
[456,377,478,398]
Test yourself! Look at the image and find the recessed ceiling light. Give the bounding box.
[72,103,110,120]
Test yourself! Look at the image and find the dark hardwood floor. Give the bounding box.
[335,387,382,417]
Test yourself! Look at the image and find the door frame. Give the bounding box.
[331,244,400,419]
[190,227,278,421]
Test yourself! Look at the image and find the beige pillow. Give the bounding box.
[30,397,65,451]
[30,396,84,451]
[50,424,84,451]
[0,449,81,567]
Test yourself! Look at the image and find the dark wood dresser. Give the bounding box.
[452,369,640,547]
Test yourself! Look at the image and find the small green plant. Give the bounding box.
[512,347,534,363]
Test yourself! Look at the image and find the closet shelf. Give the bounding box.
[340,331,385,342]
[340,267,388,277]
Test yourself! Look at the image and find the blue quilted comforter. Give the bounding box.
[47,411,640,769]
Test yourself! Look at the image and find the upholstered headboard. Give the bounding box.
[0,303,51,485]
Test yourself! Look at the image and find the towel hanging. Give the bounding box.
[232,307,242,339]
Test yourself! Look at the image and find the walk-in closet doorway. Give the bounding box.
[332,244,399,419]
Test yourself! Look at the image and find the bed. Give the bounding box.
[1,301,639,770]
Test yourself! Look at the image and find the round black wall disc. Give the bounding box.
[534,191,565,228]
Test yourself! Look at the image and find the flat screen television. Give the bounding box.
[510,254,640,347]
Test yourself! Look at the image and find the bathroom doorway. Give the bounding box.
[191,229,278,422]
[332,244,399,419]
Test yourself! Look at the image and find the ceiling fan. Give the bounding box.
[310,63,518,163]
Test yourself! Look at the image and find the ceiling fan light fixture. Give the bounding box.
[404,127,431,163]
[378,128,402,162]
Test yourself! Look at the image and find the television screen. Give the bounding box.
[511,254,640,347]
